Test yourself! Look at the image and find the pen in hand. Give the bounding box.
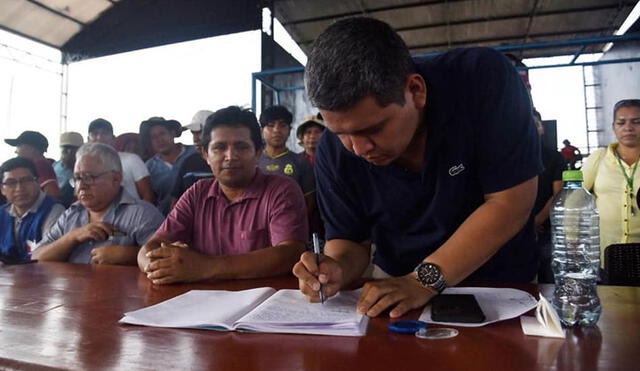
[312,233,325,304]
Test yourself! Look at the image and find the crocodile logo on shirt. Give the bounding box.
[284,163,294,175]
[266,164,280,172]
[448,164,465,176]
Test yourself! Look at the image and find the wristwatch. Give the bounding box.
[414,262,447,293]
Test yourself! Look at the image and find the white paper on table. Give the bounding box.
[520,294,565,338]
[418,287,538,327]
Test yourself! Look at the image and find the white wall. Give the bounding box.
[65,30,262,147]
[594,42,640,147]
[0,30,262,163]
[0,30,62,162]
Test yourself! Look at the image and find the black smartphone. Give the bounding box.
[431,294,486,323]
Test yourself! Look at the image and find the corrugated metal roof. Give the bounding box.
[0,0,637,62]
[274,0,638,58]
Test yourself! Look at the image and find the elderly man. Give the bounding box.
[1,157,65,263]
[32,143,164,264]
[5,131,61,199]
[88,119,155,204]
[138,106,308,284]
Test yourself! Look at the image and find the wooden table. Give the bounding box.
[0,262,638,370]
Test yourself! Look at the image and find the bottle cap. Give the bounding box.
[388,320,428,334]
[562,170,583,182]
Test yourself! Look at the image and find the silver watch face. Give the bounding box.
[417,263,441,285]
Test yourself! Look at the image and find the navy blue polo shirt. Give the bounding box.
[315,48,543,283]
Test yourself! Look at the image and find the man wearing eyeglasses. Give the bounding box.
[1,157,65,264]
[32,143,164,265]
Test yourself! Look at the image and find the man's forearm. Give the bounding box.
[325,239,372,288]
[426,177,537,286]
[32,233,77,261]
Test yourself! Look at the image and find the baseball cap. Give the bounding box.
[60,132,84,147]
[88,118,114,134]
[184,110,213,132]
[5,131,49,152]
[296,114,325,140]
[140,117,183,138]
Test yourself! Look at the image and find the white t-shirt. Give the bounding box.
[119,152,150,200]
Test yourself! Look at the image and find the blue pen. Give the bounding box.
[312,233,325,304]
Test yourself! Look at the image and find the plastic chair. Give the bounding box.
[604,243,640,286]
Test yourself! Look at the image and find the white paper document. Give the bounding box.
[520,294,565,338]
[419,287,539,327]
[120,288,368,337]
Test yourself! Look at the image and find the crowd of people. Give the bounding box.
[1,18,638,315]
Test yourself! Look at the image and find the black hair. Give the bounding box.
[613,99,640,120]
[305,17,415,111]
[0,157,39,180]
[202,106,264,151]
[259,105,293,127]
[88,118,114,135]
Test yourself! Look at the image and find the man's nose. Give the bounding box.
[350,135,374,157]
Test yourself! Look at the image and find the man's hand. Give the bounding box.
[72,222,114,243]
[91,245,138,265]
[144,243,213,284]
[293,251,345,302]
[357,274,435,318]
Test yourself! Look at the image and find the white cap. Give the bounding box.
[184,110,213,132]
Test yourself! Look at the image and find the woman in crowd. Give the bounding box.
[583,99,640,265]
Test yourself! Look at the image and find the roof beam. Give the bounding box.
[25,0,85,26]
[296,3,633,46]
[407,27,618,51]
[283,1,634,28]
[281,0,468,26]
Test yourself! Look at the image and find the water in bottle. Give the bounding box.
[550,170,601,326]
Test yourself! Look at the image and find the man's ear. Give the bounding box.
[113,171,124,185]
[406,73,427,110]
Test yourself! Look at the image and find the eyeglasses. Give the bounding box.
[69,171,112,188]
[1,176,37,189]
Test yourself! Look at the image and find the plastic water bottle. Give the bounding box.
[550,170,601,326]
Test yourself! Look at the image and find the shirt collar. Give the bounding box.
[68,187,134,211]
[265,149,290,159]
[7,191,46,218]
[208,167,265,202]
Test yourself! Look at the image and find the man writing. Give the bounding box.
[293,18,541,318]
[138,106,308,284]
[33,143,164,264]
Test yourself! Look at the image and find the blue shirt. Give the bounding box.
[53,160,73,188]
[38,188,165,263]
[316,48,542,282]
[146,144,196,214]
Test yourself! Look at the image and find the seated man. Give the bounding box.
[88,119,155,204]
[53,131,84,207]
[170,109,214,205]
[33,143,164,264]
[138,106,308,284]
[5,131,61,199]
[1,157,65,263]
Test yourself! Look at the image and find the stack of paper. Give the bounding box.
[520,294,565,338]
[120,287,368,337]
